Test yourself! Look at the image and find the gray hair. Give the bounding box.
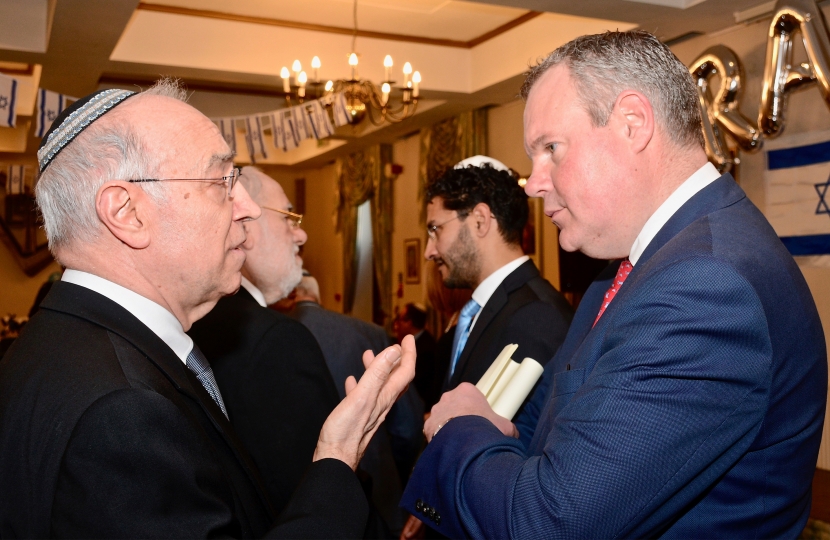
[521,30,703,149]
[35,78,189,254]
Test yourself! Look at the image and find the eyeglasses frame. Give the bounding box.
[261,206,304,228]
[127,166,242,198]
[426,212,468,241]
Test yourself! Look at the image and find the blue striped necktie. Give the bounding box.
[186,345,228,420]
[449,299,481,377]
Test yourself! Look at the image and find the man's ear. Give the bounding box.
[614,90,654,154]
[96,181,151,249]
[470,202,493,238]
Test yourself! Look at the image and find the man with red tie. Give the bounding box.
[401,30,827,538]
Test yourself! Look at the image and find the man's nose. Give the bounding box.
[294,226,308,246]
[232,183,261,222]
[424,237,438,260]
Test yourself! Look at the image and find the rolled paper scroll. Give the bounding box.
[491,358,545,420]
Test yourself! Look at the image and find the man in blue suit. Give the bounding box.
[401,30,827,538]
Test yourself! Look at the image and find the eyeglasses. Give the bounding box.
[427,214,464,241]
[127,167,242,198]
[262,206,304,229]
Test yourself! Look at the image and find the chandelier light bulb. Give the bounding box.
[325,80,334,92]
[381,83,391,106]
[349,53,359,80]
[311,56,321,81]
[384,55,393,67]
[412,71,421,98]
[384,55,393,82]
[403,62,413,87]
[292,59,302,74]
[298,71,308,97]
[280,66,291,93]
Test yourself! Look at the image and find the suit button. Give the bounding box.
[428,508,435,520]
[415,499,423,512]
[435,514,441,525]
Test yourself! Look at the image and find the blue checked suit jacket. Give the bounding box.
[401,174,827,539]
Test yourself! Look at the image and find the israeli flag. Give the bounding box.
[244,115,268,163]
[765,130,830,256]
[6,164,24,194]
[332,92,351,127]
[280,109,299,151]
[35,89,72,138]
[292,106,310,141]
[304,100,333,139]
[0,73,19,128]
[218,118,237,154]
[270,113,285,152]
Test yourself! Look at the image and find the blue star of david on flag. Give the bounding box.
[0,73,17,127]
[816,176,830,216]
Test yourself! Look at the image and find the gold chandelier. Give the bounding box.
[277,0,421,126]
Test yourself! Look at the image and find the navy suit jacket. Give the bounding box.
[402,174,827,538]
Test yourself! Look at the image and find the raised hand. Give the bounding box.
[314,335,417,469]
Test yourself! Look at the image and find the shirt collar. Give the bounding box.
[240,276,267,307]
[472,255,530,309]
[61,269,193,364]
[629,162,721,266]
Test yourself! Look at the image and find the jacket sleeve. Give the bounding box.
[402,257,772,539]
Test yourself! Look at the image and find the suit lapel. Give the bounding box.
[449,260,539,387]
[42,282,274,518]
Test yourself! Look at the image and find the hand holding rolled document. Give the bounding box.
[476,344,544,420]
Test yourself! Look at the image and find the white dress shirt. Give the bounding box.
[240,276,267,308]
[469,255,530,331]
[629,162,721,266]
[61,269,193,364]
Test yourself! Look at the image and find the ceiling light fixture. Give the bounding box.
[278,0,420,126]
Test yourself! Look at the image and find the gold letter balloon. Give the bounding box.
[690,0,830,172]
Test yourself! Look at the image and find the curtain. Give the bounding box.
[418,108,488,222]
[335,144,393,323]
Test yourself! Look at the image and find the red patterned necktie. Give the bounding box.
[594,259,633,327]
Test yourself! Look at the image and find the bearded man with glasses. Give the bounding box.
[0,81,414,538]
[188,166,342,517]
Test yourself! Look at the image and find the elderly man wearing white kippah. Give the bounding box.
[0,80,415,538]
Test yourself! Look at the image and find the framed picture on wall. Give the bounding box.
[404,238,421,284]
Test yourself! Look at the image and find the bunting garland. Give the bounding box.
[211,93,351,159]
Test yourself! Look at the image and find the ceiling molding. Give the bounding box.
[136,2,540,49]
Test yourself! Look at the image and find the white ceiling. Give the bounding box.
[145,0,530,41]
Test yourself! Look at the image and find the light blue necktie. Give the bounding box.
[186,345,229,420]
[449,299,481,377]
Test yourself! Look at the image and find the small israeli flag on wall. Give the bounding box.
[35,89,75,138]
[6,164,24,194]
[765,130,830,256]
[0,73,19,128]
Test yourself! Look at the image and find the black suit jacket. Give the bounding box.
[412,330,440,408]
[0,282,367,538]
[188,287,341,514]
[289,302,424,535]
[448,260,574,394]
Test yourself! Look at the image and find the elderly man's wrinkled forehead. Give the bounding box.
[103,93,232,174]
